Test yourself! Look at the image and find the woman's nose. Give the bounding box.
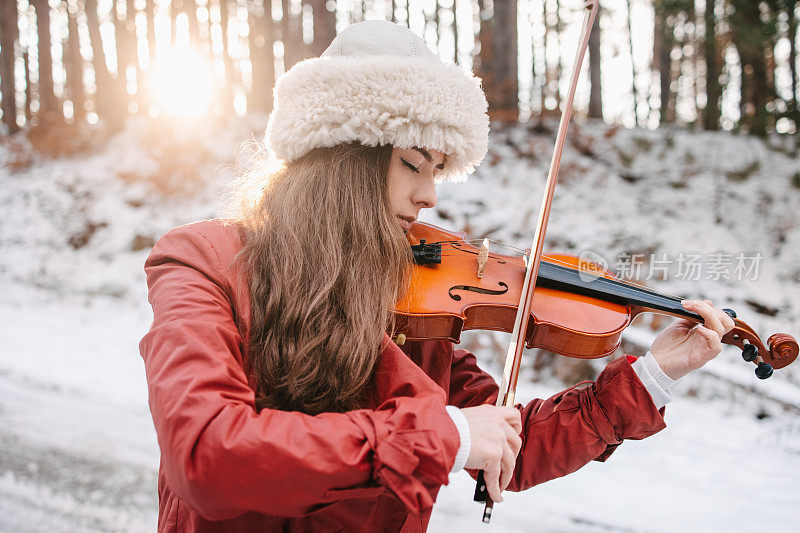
[412,178,438,209]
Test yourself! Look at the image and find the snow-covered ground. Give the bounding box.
[1,116,799,532]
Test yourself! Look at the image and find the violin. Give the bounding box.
[391,0,797,523]
[394,221,798,376]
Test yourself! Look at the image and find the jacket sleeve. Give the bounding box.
[138,224,460,521]
[447,346,667,491]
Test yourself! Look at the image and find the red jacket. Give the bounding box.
[139,219,667,532]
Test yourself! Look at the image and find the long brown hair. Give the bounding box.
[227,142,412,415]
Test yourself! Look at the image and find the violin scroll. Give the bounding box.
[766,333,799,369]
[721,318,798,379]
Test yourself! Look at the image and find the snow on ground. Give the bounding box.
[0,300,158,533]
[1,117,799,532]
[432,373,800,533]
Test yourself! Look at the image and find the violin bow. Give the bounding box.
[473,0,601,523]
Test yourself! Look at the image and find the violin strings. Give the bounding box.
[435,239,529,255]
[426,240,687,302]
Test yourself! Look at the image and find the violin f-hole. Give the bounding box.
[449,282,509,301]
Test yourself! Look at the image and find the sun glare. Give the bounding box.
[150,48,214,118]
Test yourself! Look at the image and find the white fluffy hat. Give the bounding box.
[264,20,489,181]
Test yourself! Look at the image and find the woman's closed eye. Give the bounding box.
[401,159,420,173]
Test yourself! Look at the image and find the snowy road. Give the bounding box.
[1,298,799,532]
[0,300,158,532]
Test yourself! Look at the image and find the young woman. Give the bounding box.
[139,20,735,532]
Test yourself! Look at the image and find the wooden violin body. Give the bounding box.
[394,221,798,372]
[396,222,628,357]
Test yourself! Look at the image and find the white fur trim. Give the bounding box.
[264,54,490,182]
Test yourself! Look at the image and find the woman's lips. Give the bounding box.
[397,216,413,232]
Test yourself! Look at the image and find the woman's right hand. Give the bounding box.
[461,405,522,502]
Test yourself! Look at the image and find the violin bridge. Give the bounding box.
[477,238,489,278]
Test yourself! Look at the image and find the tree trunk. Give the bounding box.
[248,2,264,112]
[281,0,304,70]
[654,6,673,123]
[281,0,292,68]
[687,1,699,126]
[217,0,234,114]
[588,3,602,120]
[310,0,336,57]
[495,0,518,121]
[750,57,770,136]
[248,0,276,113]
[125,0,141,113]
[0,0,19,133]
[554,0,563,110]
[114,0,139,115]
[542,0,564,111]
[731,0,770,136]
[542,0,553,110]
[188,1,200,47]
[434,1,441,54]
[281,0,295,66]
[477,0,519,122]
[626,0,639,126]
[140,0,156,116]
[64,0,86,123]
[23,50,32,123]
[452,0,459,64]
[32,0,59,123]
[145,0,157,66]
[789,0,798,114]
[703,0,720,130]
[529,0,540,114]
[85,0,123,130]
[474,0,493,106]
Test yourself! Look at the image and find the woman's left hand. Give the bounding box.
[648,299,736,380]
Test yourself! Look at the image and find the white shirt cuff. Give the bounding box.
[630,351,677,410]
[445,405,471,473]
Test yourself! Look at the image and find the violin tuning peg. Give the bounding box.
[742,343,758,362]
[394,333,406,346]
[722,308,737,319]
[755,362,773,380]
